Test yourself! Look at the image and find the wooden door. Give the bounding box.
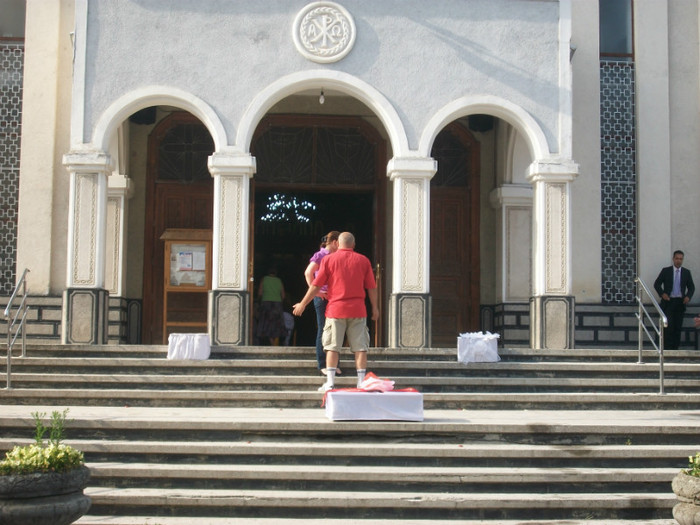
[142,113,214,343]
[430,123,480,346]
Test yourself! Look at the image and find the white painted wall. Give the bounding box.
[78,0,562,155]
[570,0,602,302]
[667,0,700,297]
[16,0,74,294]
[636,1,673,289]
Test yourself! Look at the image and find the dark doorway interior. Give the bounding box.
[251,114,387,347]
[253,190,374,346]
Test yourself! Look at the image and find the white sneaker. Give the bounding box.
[318,382,334,392]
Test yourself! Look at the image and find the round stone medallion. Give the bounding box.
[293,2,356,63]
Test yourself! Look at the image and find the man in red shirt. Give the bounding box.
[293,232,378,392]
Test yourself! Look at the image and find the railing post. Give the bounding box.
[20,278,27,358]
[5,268,30,390]
[637,279,644,364]
[634,276,666,395]
[658,318,665,395]
[5,319,10,390]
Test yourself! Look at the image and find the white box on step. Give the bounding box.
[324,390,424,421]
[167,333,211,360]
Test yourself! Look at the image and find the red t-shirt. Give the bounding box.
[312,248,376,318]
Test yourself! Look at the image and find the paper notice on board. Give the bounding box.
[178,252,193,271]
[193,251,206,271]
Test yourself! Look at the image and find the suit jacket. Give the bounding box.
[653,265,695,302]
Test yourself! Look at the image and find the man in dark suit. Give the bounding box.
[653,250,695,349]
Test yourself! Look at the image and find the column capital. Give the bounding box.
[208,152,256,177]
[527,158,578,183]
[387,156,437,181]
[489,184,533,209]
[107,174,134,199]
[63,150,113,173]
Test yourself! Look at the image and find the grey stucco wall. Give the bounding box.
[81,0,562,153]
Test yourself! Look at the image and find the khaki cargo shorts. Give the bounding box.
[322,317,369,353]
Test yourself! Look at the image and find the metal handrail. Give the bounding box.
[634,276,666,395]
[4,268,30,390]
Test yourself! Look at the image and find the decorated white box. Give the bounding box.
[324,391,424,421]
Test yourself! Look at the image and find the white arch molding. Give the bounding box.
[237,69,410,157]
[90,86,230,154]
[419,95,552,161]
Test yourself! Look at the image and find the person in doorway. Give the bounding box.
[303,231,341,376]
[293,232,378,392]
[653,250,695,349]
[282,310,295,346]
[256,267,286,346]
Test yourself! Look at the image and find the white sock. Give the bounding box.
[357,369,366,387]
[326,367,336,386]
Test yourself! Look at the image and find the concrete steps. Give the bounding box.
[80,487,677,520]
[2,343,700,410]
[75,515,678,525]
[1,405,696,522]
[0,344,698,522]
[9,343,700,362]
[3,387,700,410]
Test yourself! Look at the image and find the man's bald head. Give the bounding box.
[339,232,355,248]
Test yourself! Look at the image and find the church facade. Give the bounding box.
[2,1,698,349]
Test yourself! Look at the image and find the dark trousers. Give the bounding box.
[313,296,327,370]
[662,298,685,349]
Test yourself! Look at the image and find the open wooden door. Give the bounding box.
[142,112,214,344]
[430,122,480,346]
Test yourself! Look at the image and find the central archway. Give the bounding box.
[250,115,387,346]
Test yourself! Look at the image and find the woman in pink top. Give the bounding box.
[303,231,339,374]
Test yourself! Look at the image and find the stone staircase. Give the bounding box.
[1,343,699,524]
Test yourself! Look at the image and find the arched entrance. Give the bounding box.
[141,112,215,344]
[250,115,386,346]
[430,122,481,346]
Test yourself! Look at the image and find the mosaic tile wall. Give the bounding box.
[0,41,23,296]
[600,60,637,304]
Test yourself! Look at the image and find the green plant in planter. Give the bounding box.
[0,409,90,525]
[672,451,700,525]
[0,409,84,475]
[683,452,700,477]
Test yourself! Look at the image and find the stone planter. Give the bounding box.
[672,471,700,524]
[0,465,91,525]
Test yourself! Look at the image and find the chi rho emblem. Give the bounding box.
[293,2,356,63]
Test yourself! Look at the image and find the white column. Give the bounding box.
[62,150,112,344]
[64,151,112,289]
[106,174,133,296]
[489,184,533,302]
[527,159,578,349]
[207,152,256,345]
[387,157,436,348]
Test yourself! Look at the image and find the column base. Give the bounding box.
[530,295,575,349]
[62,288,109,344]
[389,293,431,348]
[209,290,249,346]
